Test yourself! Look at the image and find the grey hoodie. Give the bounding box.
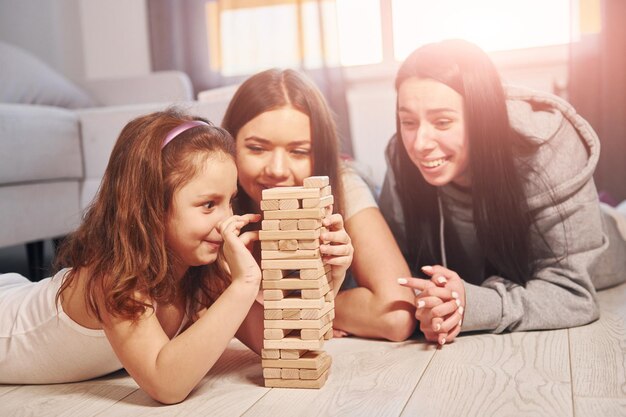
[380,85,626,333]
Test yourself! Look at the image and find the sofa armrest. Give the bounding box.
[76,100,232,209]
[80,71,194,106]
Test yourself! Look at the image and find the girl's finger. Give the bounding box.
[431,299,460,318]
[439,310,462,333]
[320,230,350,245]
[319,243,352,257]
[415,295,444,310]
[397,277,434,291]
[442,323,462,344]
[238,230,259,246]
[322,255,352,267]
[418,286,457,301]
[322,213,344,230]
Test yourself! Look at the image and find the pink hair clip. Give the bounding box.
[161,120,209,149]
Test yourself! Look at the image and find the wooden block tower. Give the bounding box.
[260,176,335,389]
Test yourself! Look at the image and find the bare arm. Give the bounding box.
[101,215,261,404]
[334,207,416,341]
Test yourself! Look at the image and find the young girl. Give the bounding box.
[382,39,626,345]
[0,109,263,404]
[221,68,416,341]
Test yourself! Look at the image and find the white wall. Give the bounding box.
[0,0,151,81]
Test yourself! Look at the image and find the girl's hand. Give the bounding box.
[320,212,353,291]
[421,265,466,344]
[218,214,261,286]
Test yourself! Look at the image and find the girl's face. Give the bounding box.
[165,154,237,273]
[235,107,313,209]
[397,77,470,187]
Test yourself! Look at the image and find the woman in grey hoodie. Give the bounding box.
[380,39,626,345]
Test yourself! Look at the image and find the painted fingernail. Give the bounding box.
[417,300,425,309]
[451,291,459,299]
[437,276,447,284]
[455,299,461,307]
[434,323,441,331]
[459,319,463,327]
[458,306,464,315]
[397,278,408,285]
[421,265,433,272]
[440,338,446,345]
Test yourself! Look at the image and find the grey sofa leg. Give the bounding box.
[26,241,45,281]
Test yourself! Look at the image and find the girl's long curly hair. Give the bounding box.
[54,108,235,322]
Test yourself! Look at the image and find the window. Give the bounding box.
[207,0,578,76]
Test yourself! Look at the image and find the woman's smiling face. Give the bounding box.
[398,77,470,187]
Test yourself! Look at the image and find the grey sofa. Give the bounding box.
[0,42,235,280]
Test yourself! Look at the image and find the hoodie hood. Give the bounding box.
[505,85,600,210]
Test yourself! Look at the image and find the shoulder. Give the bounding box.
[505,86,600,205]
[338,161,378,220]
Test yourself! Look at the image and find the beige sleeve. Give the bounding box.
[340,166,378,221]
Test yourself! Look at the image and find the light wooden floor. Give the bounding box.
[1,283,625,417]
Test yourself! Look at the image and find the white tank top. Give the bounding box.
[0,269,122,384]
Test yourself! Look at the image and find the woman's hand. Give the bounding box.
[218,213,261,286]
[398,266,466,345]
[320,212,353,292]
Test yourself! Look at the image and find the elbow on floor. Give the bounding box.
[378,310,417,342]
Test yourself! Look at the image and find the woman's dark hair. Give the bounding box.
[393,39,533,285]
[221,68,345,216]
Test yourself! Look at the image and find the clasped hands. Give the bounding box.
[398,265,466,345]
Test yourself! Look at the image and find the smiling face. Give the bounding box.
[397,77,470,187]
[165,153,237,274]
[235,107,313,209]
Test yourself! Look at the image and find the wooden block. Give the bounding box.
[261,240,279,250]
[264,309,283,320]
[263,368,282,379]
[278,239,298,251]
[280,368,300,379]
[262,351,328,369]
[298,239,320,249]
[303,176,329,188]
[300,354,332,380]
[263,276,328,290]
[301,282,330,299]
[280,349,307,359]
[264,208,325,220]
[262,219,280,230]
[301,321,333,340]
[279,199,300,210]
[281,309,302,319]
[297,219,322,230]
[264,328,292,339]
[261,199,280,210]
[261,349,280,359]
[301,302,333,319]
[324,327,333,340]
[264,335,324,350]
[264,369,329,388]
[262,269,285,280]
[261,258,324,270]
[264,296,325,310]
[325,290,335,301]
[279,219,299,230]
[302,195,334,209]
[261,249,320,260]
[320,185,331,197]
[262,186,320,200]
[300,265,330,280]
[264,310,333,329]
[263,289,285,301]
[259,229,320,241]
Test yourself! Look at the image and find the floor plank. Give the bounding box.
[96,340,270,416]
[0,370,138,416]
[569,283,626,416]
[242,337,436,417]
[401,330,573,417]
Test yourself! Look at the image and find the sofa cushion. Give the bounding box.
[0,104,83,184]
[0,41,96,109]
